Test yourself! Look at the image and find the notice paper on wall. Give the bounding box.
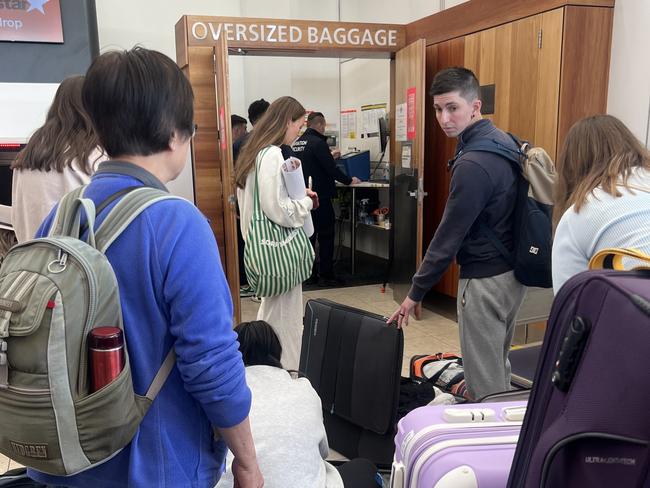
[281,157,314,236]
[341,109,357,139]
[401,143,412,169]
[396,103,407,142]
[361,103,386,137]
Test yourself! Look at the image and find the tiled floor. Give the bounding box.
[1,284,459,476]
[241,283,462,377]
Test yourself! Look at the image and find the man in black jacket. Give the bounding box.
[293,112,360,286]
[388,68,526,400]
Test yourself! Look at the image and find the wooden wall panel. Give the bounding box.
[493,23,514,131]
[423,38,464,298]
[507,15,542,144]
[535,8,564,159]
[406,0,614,46]
[557,6,614,153]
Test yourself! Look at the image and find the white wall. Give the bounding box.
[607,0,650,147]
[94,0,246,201]
[0,83,59,142]
[231,0,340,130]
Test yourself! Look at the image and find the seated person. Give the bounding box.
[217,321,380,488]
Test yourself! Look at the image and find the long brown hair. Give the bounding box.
[12,75,102,174]
[235,96,305,188]
[554,114,650,225]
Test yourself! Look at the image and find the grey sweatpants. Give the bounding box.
[457,270,526,400]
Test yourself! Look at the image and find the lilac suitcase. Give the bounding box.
[391,401,527,488]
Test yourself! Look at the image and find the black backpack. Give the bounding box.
[450,133,556,288]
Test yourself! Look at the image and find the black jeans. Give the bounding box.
[310,198,336,278]
[336,458,381,487]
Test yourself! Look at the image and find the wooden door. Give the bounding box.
[390,39,426,303]
[212,38,241,322]
[182,40,240,321]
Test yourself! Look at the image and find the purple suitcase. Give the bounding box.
[391,401,527,488]
[507,269,650,487]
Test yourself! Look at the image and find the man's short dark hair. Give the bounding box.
[247,99,270,125]
[82,47,194,158]
[307,112,325,127]
[429,67,480,102]
[231,114,247,127]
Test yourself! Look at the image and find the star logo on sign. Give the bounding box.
[27,0,50,14]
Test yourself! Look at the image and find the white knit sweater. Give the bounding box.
[237,145,313,240]
[216,366,344,488]
[552,167,650,293]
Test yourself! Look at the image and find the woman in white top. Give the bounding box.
[11,75,104,242]
[217,320,379,488]
[235,96,318,371]
[552,114,650,293]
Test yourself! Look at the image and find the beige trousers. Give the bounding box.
[257,284,304,371]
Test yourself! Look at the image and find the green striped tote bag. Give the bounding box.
[244,146,314,297]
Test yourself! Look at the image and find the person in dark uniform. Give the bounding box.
[293,112,360,286]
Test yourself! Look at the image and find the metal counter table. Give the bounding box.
[336,182,390,274]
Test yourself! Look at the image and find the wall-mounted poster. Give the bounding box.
[341,109,357,139]
[0,0,64,43]
[406,86,416,140]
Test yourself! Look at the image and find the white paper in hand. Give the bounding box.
[281,157,314,237]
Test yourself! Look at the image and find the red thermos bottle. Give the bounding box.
[89,327,125,392]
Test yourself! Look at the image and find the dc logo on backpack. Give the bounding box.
[0,186,179,476]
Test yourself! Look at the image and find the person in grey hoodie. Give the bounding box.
[217,321,380,488]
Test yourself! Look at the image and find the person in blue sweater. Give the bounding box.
[388,67,526,401]
[29,47,263,488]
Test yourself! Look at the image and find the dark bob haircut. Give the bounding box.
[82,46,194,158]
[234,320,283,369]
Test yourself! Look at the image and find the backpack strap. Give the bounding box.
[145,348,176,401]
[448,136,523,172]
[93,188,184,399]
[48,186,88,239]
[94,187,185,253]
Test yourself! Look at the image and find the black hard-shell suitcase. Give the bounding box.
[300,299,403,468]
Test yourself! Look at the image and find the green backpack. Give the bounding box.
[0,185,180,475]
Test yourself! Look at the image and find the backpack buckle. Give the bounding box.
[0,339,7,389]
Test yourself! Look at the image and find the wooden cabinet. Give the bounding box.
[421,5,613,298]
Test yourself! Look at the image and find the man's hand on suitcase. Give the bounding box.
[388,296,419,328]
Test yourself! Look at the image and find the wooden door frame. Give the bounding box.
[175,16,409,322]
